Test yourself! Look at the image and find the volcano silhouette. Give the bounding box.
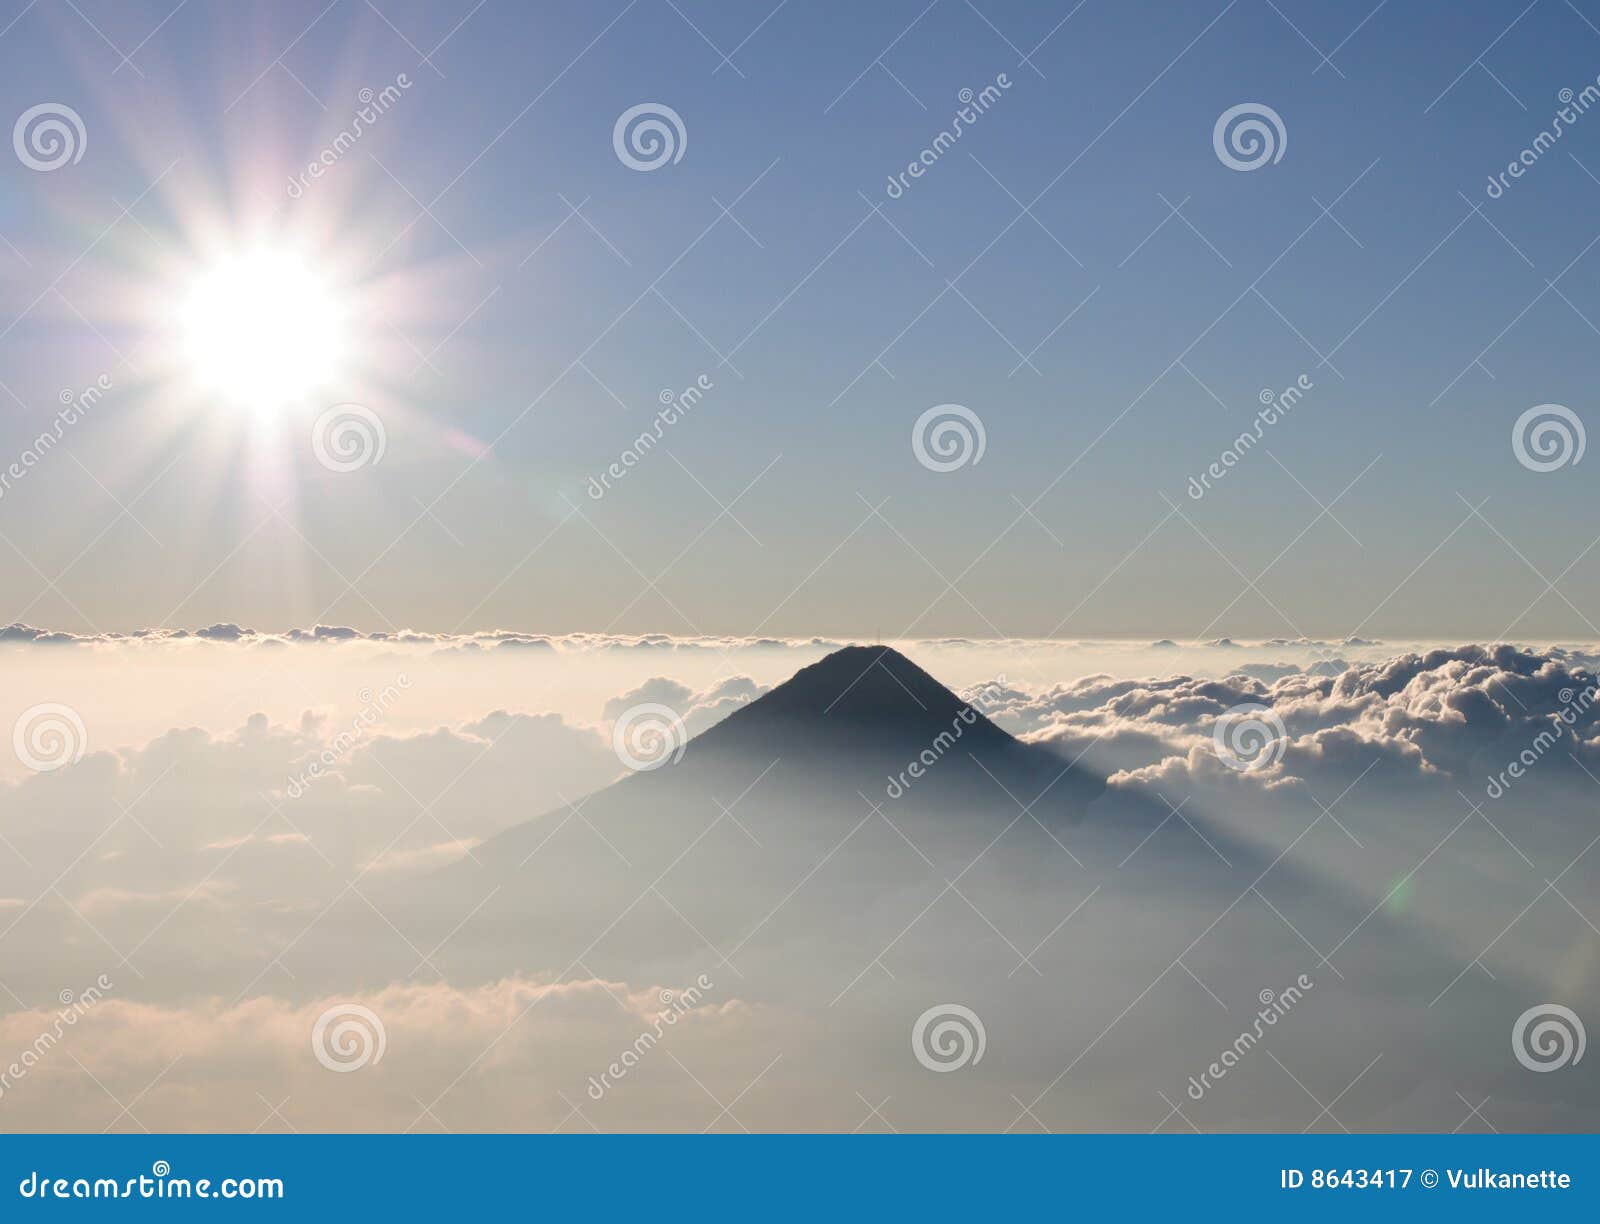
[421,646,1104,974]
[522,644,1097,836]
[691,645,1019,764]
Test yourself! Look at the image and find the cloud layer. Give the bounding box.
[2,642,1597,1131]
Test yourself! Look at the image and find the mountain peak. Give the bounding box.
[690,644,1015,761]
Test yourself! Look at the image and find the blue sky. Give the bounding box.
[2,0,1599,639]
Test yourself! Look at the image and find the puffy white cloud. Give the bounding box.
[0,974,753,1131]
[602,674,768,739]
[987,644,1600,795]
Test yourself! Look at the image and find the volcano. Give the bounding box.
[500,644,1100,845]
[420,645,1105,976]
[694,645,1016,755]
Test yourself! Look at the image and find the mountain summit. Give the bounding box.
[690,644,1015,763]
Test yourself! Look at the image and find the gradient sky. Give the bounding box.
[2,0,1599,640]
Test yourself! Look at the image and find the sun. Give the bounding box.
[180,249,344,409]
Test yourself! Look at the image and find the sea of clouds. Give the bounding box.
[1,631,1596,1131]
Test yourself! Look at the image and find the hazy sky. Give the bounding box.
[3,0,1599,640]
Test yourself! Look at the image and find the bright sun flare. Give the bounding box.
[181,250,344,409]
